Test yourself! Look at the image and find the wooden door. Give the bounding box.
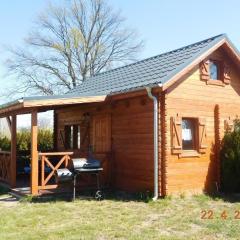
[92,114,111,153]
[92,114,111,186]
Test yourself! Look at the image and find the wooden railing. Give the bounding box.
[0,151,11,184]
[38,152,73,190]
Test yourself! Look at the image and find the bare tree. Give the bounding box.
[5,0,143,96]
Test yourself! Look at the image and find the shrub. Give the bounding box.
[0,136,11,151]
[17,130,31,152]
[220,119,240,192]
[38,129,54,152]
[0,129,53,152]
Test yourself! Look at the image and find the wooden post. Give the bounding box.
[31,110,38,196]
[10,115,16,187]
[53,111,58,151]
[6,116,11,131]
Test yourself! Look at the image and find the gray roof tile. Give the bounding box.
[69,34,230,96]
[69,34,228,96]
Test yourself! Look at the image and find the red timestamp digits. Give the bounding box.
[201,210,213,219]
[201,210,240,220]
[235,210,240,219]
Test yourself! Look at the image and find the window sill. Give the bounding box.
[206,80,225,86]
[179,150,200,158]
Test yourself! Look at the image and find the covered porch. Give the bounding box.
[0,94,106,196]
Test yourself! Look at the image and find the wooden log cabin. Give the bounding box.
[0,34,239,197]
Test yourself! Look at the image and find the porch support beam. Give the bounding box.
[30,110,38,196]
[10,115,16,187]
[53,111,58,151]
[6,116,11,131]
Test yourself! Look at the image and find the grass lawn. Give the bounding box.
[0,188,240,240]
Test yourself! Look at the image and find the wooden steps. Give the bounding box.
[10,187,31,199]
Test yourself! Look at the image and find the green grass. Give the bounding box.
[0,190,240,240]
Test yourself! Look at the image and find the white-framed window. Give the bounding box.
[182,118,197,150]
[65,125,81,150]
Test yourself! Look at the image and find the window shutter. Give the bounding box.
[64,126,71,149]
[93,114,111,153]
[223,64,231,84]
[171,116,182,154]
[200,61,210,81]
[73,125,79,149]
[59,130,66,148]
[198,118,207,153]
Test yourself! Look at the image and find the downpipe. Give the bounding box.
[146,87,158,201]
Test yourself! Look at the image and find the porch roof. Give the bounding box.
[0,94,106,117]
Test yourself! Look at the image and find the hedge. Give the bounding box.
[220,119,240,192]
[0,129,53,153]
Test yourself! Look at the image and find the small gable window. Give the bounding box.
[200,59,231,85]
[209,60,220,80]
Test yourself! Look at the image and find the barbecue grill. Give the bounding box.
[55,158,103,201]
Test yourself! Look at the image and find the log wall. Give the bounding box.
[165,48,240,194]
[55,95,154,192]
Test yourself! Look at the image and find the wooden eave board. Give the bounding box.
[23,95,106,107]
[0,95,106,117]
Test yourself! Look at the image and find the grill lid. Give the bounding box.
[71,158,101,170]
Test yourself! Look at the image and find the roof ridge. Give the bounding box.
[84,33,226,80]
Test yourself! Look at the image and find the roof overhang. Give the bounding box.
[0,95,106,117]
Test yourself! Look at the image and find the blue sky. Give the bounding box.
[0,0,239,127]
[0,0,240,96]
